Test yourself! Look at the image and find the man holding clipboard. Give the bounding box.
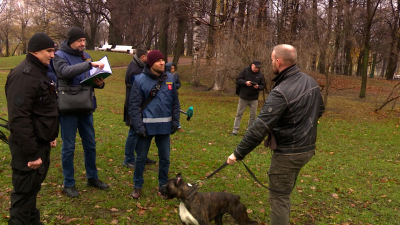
[53,26,109,198]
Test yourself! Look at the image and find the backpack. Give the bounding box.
[235,83,241,95]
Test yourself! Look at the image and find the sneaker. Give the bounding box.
[230,133,237,136]
[122,162,135,169]
[87,178,109,190]
[146,158,157,165]
[63,186,80,198]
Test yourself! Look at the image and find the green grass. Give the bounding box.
[0,50,132,70]
[0,54,399,224]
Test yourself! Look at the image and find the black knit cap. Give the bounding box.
[67,26,86,45]
[27,33,54,52]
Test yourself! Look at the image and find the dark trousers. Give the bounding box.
[134,134,170,189]
[8,141,50,225]
[268,150,315,225]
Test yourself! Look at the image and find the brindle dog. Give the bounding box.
[159,174,258,225]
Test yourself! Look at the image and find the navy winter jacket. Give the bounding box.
[165,62,181,90]
[53,40,104,115]
[129,65,180,135]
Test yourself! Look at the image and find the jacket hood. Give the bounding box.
[165,62,173,72]
[59,40,83,57]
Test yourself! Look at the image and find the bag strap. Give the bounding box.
[141,79,164,110]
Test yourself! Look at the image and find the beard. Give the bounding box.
[152,65,165,75]
[272,63,279,75]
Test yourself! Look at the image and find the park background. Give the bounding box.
[0,50,399,224]
[0,0,400,224]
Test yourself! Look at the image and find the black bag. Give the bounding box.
[57,85,93,113]
[235,83,241,95]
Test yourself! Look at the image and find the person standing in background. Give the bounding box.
[123,46,157,169]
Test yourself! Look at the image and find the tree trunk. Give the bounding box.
[237,0,246,30]
[257,0,267,28]
[360,0,381,98]
[380,56,387,78]
[206,0,217,64]
[190,1,201,86]
[159,5,170,62]
[370,53,377,78]
[186,22,193,56]
[311,0,319,71]
[385,0,400,80]
[172,10,187,65]
[21,21,27,54]
[145,18,155,49]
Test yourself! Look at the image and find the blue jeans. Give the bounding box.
[60,114,98,187]
[124,127,138,164]
[134,134,170,189]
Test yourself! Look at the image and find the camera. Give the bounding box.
[150,88,158,97]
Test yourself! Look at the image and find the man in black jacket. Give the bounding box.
[123,46,156,169]
[226,44,325,225]
[5,32,59,225]
[231,60,265,135]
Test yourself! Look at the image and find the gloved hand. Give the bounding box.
[137,131,147,139]
[171,126,179,134]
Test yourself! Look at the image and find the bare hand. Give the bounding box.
[91,61,105,70]
[246,81,252,86]
[93,77,104,86]
[27,158,42,169]
[50,140,57,148]
[227,153,237,165]
[253,84,259,89]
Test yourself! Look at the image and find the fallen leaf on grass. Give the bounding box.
[64,218,77,224]
[138,209,146,216]
[110,208,118,212]
[331,193,339,199]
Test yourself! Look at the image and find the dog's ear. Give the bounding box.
[175,173,183,185]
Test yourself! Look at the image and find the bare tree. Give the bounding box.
[360,0,382,98]
[384,0,400,80]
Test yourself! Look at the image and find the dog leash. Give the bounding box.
[240,161,296,194]
[193,160,294,195]
[185,162,229,199]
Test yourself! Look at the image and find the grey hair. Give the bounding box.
[135,45,148,58]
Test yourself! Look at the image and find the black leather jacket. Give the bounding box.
[234,65,325,159]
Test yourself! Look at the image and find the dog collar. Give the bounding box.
[184,184,199,199]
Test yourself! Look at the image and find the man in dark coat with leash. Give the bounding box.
[226,44,325,225]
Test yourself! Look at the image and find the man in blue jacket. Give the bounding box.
[53,26,109,198]
[123,45,156,169]
[129,50,180,199]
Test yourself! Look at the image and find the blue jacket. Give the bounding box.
[53,40,104,114]
[129,65,180,135]
[165,62,181,90]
